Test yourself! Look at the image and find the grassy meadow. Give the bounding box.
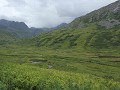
[0,45,120,90]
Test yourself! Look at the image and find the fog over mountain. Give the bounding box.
[0,0,117,28]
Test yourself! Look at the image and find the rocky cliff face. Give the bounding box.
[70,0,120,29]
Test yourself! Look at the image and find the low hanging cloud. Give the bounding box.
[0,0,118,28]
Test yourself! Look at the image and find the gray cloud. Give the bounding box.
[6,0,26,7]
[0,0,118,28]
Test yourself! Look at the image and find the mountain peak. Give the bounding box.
[0,19,29,30]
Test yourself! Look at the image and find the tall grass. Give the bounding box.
[0,62,120,90]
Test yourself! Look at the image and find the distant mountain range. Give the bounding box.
[0,19,67,38]
[0,19,67,46]
[0,19,48,38]
[0,19,29,30]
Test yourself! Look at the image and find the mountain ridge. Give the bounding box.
[0,19,68,38]
[70,0,120,29]
[0,19,50,38]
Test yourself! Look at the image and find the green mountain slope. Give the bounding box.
[30,0,120,50]
[0,28,16,45]
[31,24,120,49]
[31,24,94,48]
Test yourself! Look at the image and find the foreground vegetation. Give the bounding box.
[0,62,120,90]
[0,45,120,90]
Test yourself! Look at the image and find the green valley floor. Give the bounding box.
[0,45,120,90]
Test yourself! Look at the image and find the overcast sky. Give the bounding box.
[0,0,118,28]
